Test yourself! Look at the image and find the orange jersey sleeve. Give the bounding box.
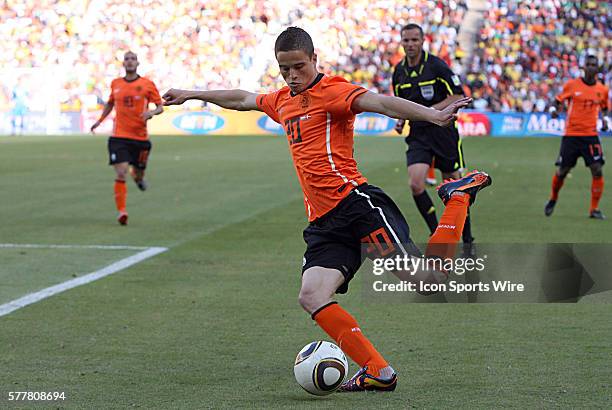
[146,79,162,105]
[558,79,608,136]
[111,76,160,140]
[555,80,574,104]
[256,91,282,124]
[257,75,368,221]
[322,78,368,116]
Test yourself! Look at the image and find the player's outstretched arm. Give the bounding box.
[431,94,466,111]
[162,89,260,111]
[551,81,573,119]
[91,101,114,134]
[353,92,471,127]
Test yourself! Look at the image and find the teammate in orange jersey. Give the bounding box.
[163,27,491,392]
[546,55,610,219]
[91,51,163,225]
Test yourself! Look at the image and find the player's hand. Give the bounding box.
[394,119,405,134]
[142,111,154,121]
[162,89,190,106]
[90,121,100,134]
[434,97,471,127]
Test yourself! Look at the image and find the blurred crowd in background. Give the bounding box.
[466,0,612,112]
[1,0,610,113]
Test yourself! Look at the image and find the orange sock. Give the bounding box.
[312,302,388,377]
[551,174,564,201]
[426,193,470,259]
[114,179,127,213]
[591,176,604,212]
[428,163,436,180]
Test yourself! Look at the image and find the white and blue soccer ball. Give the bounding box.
[293,341,348,396]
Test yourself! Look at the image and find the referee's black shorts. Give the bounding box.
[302,184,421,294]
[405,126,464,173]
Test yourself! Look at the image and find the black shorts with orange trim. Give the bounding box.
[555,135,605,168]
[108,137,152,169]
[405,125,464,173]
[302,184,421,294]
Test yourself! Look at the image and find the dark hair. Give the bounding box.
[401,23,424,37]
[274,27,314,57]
[585,54,598,62]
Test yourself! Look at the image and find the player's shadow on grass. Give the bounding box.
[274,392,347,405]
[275,392,415,408]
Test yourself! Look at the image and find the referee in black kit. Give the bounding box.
[393,23,474,247]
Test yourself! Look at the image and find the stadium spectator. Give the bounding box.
[1,1,609,113]
[466,0,611,112]
[1,0,466,110]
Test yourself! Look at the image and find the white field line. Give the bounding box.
[0,243,151,250]
[0,245,168,317]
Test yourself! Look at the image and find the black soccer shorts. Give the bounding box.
[555,136,605,168]
[108,137,152,169]
[405,126,464,173]
[302,184,421,294]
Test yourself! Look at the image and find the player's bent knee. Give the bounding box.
[590,164,603,177]
[410,180,425,195]
[299,267,344,314]
[115,172,128,181]
[114,165,129,179]
[298,287,327,314]
[557,167,571,178]
[297,289,313,312]
[298,282,336,313]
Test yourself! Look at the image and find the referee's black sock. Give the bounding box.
[413,191,438,235]
[462,211,474,243]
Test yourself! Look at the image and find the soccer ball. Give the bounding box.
[293,341,348,396]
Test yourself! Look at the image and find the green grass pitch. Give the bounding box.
[0,134,610,408]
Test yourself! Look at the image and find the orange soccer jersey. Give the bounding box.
[556,78,610,137]
[108,76,162,140]
[257,74,369,221]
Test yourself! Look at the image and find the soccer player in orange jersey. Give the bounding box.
[163,27,491,392]
[91,51,163,225]
[546,55,610,219]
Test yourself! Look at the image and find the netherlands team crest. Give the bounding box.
[300,93,311,109]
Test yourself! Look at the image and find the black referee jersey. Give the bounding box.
[392,51,464,129]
